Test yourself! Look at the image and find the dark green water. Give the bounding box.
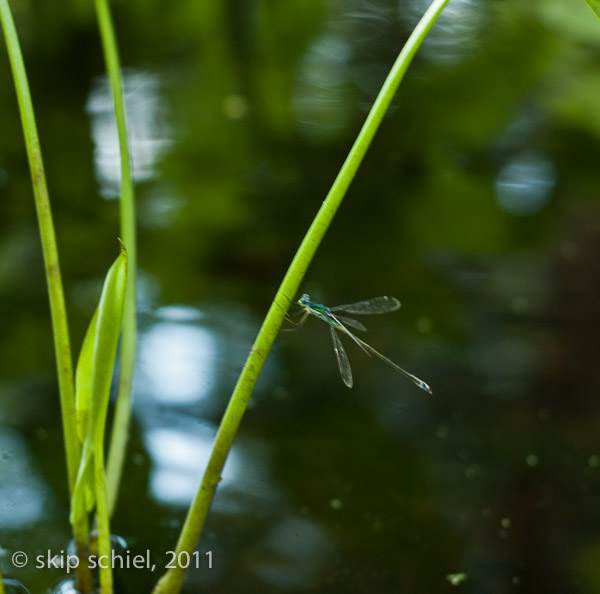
[2,1,600,592]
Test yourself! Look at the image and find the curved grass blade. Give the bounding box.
[584,0,600,20]
[330,326,353,388]
[74,307,100,514]
[330,296,400,314]
[152,1,448,589]
[75,308,99,444]
[0,0,78,491]
[70,244,128,527]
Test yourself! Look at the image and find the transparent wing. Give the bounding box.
[330,296,400,315]
[335,315,367,332]
[330,326,353,388]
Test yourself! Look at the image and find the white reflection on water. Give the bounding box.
[0,428,50,530]
[144,427,277,509]
[138,309,217,404]
[292,34,354,140]
[145,427,231,505]
[252,516,330,589]
[136,303,281,508]
[495,152,556,216]
[404,0,485,65]
[86,69,173,199]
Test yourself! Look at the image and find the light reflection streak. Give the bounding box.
[86,69,173,199]
[404,0,485,65]
[0,428,49,530]
[495,152,556,216]
[138,314,216,404]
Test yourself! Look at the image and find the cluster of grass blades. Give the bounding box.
[70,245,128,594]
[0,0,134,591]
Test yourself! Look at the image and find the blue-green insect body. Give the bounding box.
[297,293,431,393]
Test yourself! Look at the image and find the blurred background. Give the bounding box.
[2,0,600,592]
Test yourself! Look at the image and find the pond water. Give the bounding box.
[2,1,600,593]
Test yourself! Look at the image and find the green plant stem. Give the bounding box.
[0,565,5,594]
[0,3,94,589]
[93,0,138,518]
[0,0,79,494]
[152,1,449,592]
[94,441,113,594]
[72,518,94,593]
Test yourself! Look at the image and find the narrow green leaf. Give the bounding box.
[70,244,128,526]
[75,308,98,443]
[584,0,600,20]
[75,308,100,512]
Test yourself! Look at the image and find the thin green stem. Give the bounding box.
[93,0,138,518]
[0,4,95,589]
[0,5,96,589]
[152,1,449,592]
[0,0,78,494]
[94,441,113,594]
[72,517,94,593]
[0,565,5,594]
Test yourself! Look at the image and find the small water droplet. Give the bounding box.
[446,572,467,586]
[526,454,539,467]
[435,426,449,439]
[416,316,433,334]
[329,498,343,510]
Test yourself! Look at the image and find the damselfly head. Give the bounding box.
[298,293,311,308]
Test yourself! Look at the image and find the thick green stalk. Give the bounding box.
[93,0,138,518]
[152,1,449,592]
[0,0,79,493]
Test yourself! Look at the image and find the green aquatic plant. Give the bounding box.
[0,1,134,591]
[93,0,138,519]
[152,0,449,592]
[0,0,79,497]
[71,245,128,594]
[0,1,93,590]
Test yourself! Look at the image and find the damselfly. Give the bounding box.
[297,293,432,393]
